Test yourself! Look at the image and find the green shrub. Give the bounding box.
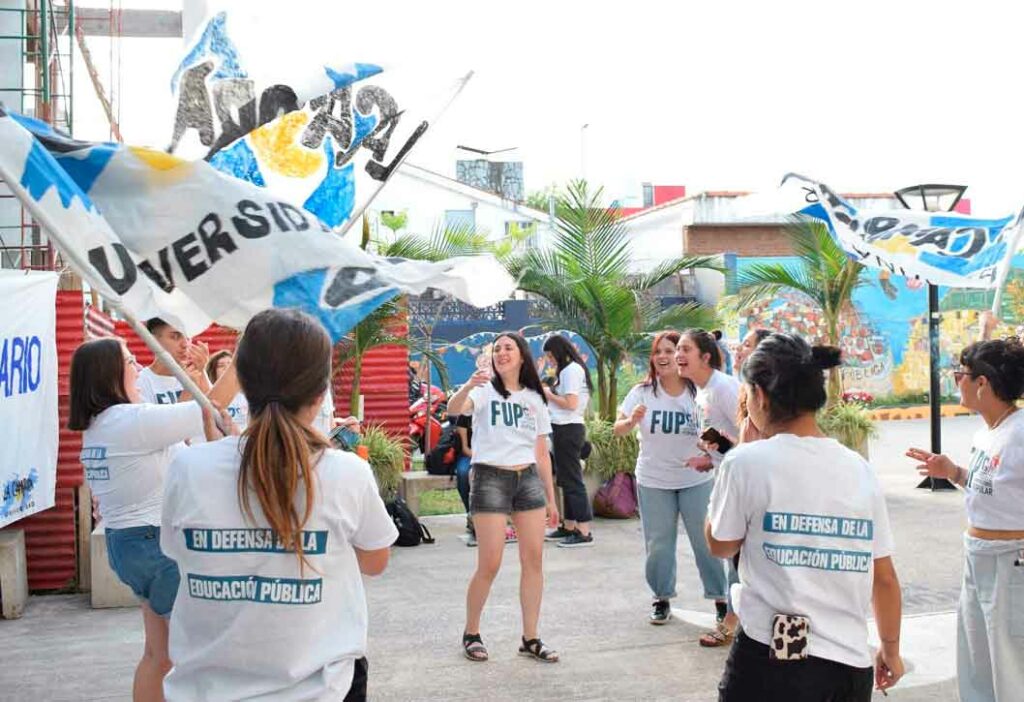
[819,402,877,453]
[360,423,405,499]
[584,416,639,481]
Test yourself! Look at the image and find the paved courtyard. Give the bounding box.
[0,417,977,701]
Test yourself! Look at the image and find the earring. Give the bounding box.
[976,387,983,402]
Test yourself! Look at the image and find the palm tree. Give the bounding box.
[508,180,721,420]
[730,218,869,403]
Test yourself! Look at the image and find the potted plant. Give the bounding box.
[358,423,406,500]
[819,399,877,460]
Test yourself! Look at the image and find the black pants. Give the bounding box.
[343,657,368,701]
[551,423,592,522]
[719,632,873,702]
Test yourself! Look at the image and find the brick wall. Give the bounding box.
[685,225,793,256]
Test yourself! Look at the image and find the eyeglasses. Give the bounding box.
[952,369,973,383]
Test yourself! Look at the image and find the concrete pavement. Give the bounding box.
[0,417,980,701]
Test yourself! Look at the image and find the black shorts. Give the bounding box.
[469,463,547,515]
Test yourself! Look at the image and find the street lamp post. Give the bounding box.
[894,184,967,491]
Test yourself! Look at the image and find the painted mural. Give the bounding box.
[736,255,1024,401]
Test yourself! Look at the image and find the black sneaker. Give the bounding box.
[650,599,672,625]
[545,526,574,542]
[557,530,594,548]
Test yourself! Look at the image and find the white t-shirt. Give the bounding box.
[226,392,249,429]
[81,402,204,529]
[137,366,184,405]
[619,383,709,490]
[465,383,552,466]
[964,410,1024,530]
[314,388,335,435]
[161,438,397,701]
[228,389,332,433]
[695,370,740,466]
[709,434,894,669]
[137,366,205,446]
[549,362,589,425]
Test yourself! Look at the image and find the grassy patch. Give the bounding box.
[418,488,465,516]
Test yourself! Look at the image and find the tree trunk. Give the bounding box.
[605,363,618,422]
[595,357,609,421]
[826,317,843,406]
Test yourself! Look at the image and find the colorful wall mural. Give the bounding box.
[736,255,1024,400]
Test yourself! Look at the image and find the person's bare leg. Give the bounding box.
[511,507,547,640]
[465,513,507,635]
[134,602,172,702]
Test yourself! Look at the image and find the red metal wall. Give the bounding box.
[20,290,84,591]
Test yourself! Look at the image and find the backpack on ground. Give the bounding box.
[593,472,639,519]
[385,497,435,547]
[424,422,462,476]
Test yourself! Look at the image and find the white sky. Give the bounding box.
[67,0,1024,214]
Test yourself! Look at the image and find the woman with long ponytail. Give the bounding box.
[160,309,397,701]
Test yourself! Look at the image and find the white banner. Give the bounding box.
[0,270,58,529]
[780,174,1024,289]
[0,109,513,343]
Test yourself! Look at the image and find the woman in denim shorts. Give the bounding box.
[68,338,227,700]
[447,332,561,663]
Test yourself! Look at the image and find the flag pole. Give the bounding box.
[990,208,1024,317]
[0,153,226,431]
[335,71,474,238]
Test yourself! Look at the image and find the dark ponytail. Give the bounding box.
[742,333,841,425]
[960,337,1024,403]
[235,309,332,570]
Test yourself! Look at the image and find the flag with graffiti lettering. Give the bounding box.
[171,1,470,231]
[780,174,1024,288]
[0,109,514,341]
[0,270,58,529]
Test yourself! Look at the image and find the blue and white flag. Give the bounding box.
[780,174,1024,289]
[0,109,513,341]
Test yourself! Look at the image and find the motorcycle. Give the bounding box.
[409,383,447,455]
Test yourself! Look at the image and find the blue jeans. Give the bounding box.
[455,455,472,512]
[637,481,728,601]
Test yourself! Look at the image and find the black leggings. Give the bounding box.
[551,423,592,522]
[719,633,872,702]
[343,657,368,701]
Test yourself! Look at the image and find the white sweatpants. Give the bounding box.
[957,534,1024,702]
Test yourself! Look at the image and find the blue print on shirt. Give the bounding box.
[649,410,697,435]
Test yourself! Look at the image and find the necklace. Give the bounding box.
[989,405,1018,430]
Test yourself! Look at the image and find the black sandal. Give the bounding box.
[463,632,488,662]
[518,636,559,663]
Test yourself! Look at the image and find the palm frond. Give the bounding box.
[630,255,725,292]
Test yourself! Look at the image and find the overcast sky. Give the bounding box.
[72,0,1024,214]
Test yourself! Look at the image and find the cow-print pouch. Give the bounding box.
[769,614,810,661]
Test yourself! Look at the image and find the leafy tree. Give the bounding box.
[508,180,721,420]
[730,218,870,404]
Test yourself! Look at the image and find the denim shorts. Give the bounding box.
[470,463,547,515]
[105,525,180,617]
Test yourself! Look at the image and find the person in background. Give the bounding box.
[206,350,249,429]
[676,328,741,647]
[447,332,560,663]
[712,330,734,376]
[137,318,209,406]
[454,412,476,544]
[733,328,772,443]
[707,333,903,700]
[906,315,1024,702]
[69,338,230,702]
[541,334,595,548]
[161,309,396,701]
[614,331,728,626]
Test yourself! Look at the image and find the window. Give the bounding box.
[445,209,475,231]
